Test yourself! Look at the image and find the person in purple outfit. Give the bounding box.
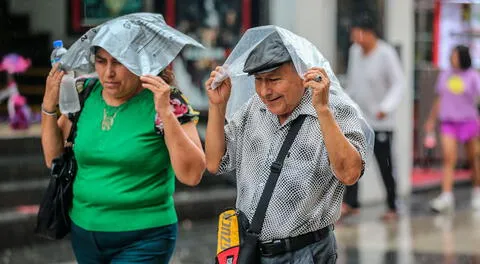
[424,45,480,213]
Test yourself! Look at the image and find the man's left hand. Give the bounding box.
[376,111,387,120]
[304,67,330,111]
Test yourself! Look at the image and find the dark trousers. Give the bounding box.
[71,222,177,264]
[344,131,397,211]
[260,231,337,264]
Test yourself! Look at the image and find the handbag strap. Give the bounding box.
[66,78,98,144]
[249,114,307,235]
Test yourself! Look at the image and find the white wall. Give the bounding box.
[269,0,337,68]
[270,0,414,206]
[8,0,77,45]
[386,0,414,199]
[269,0,296,32]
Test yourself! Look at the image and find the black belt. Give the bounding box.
[259,225,333,257]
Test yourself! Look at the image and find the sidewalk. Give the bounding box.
[411,167,472,192]
[2,185,480,264]
[0,123,41,139]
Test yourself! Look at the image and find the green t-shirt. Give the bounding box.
[70,80,198,231]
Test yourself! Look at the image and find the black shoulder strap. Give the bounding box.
[249,114,307,234]
[66,78,98,144]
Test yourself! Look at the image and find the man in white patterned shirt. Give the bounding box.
[205,30,368,263]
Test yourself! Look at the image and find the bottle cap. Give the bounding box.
[53,40,63,49]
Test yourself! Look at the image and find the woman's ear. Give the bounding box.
[159,67,176,86]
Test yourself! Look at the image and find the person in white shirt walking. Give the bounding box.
[343,13,405,221]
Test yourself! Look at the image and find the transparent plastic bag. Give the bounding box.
[212,25,375,156]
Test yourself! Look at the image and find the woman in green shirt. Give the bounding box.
[41,46,206,263]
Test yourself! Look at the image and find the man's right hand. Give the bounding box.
[205,66,232,107]
[43,63,64,110]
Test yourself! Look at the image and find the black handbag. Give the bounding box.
[34,145,77,239]
[215,115,306,264]
[34,79,97,240]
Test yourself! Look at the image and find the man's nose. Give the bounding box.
[258,82,272,98]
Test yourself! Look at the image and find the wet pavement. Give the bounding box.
[2,186,480,264]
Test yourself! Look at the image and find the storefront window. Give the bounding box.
[152,0,264,112]
[172,0,244,110]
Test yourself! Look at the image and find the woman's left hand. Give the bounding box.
[140,74,171,116]
[303,67,331,111]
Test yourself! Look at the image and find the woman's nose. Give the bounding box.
[105,63,115,78]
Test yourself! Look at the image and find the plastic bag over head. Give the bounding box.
[212,25,374,156]
[60,12,204,76]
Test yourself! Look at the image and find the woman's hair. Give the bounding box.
[351,11,378,35]
[159,66,176,86]
[454,45,472,70]
[93,46,176,86]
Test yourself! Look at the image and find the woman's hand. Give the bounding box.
[140,75,172,117]
[205,66,232,107]
[424,118,436,133]
[43,63,64,111]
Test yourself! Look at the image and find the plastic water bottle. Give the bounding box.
[50,40,80,114]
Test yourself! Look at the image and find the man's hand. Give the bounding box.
[205,66,232,107]
[304,67,330,112]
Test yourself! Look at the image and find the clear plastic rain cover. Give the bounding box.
[212,25,374,155]
[60,12,204,76]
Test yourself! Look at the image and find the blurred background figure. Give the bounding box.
[424,45,480,213]
[173,0,243,111]
[9,93,31,130]
[217,8,241,49]
[0,53,33,130]
[343,11,405,221]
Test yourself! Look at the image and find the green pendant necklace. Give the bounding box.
[101,107,119,131]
